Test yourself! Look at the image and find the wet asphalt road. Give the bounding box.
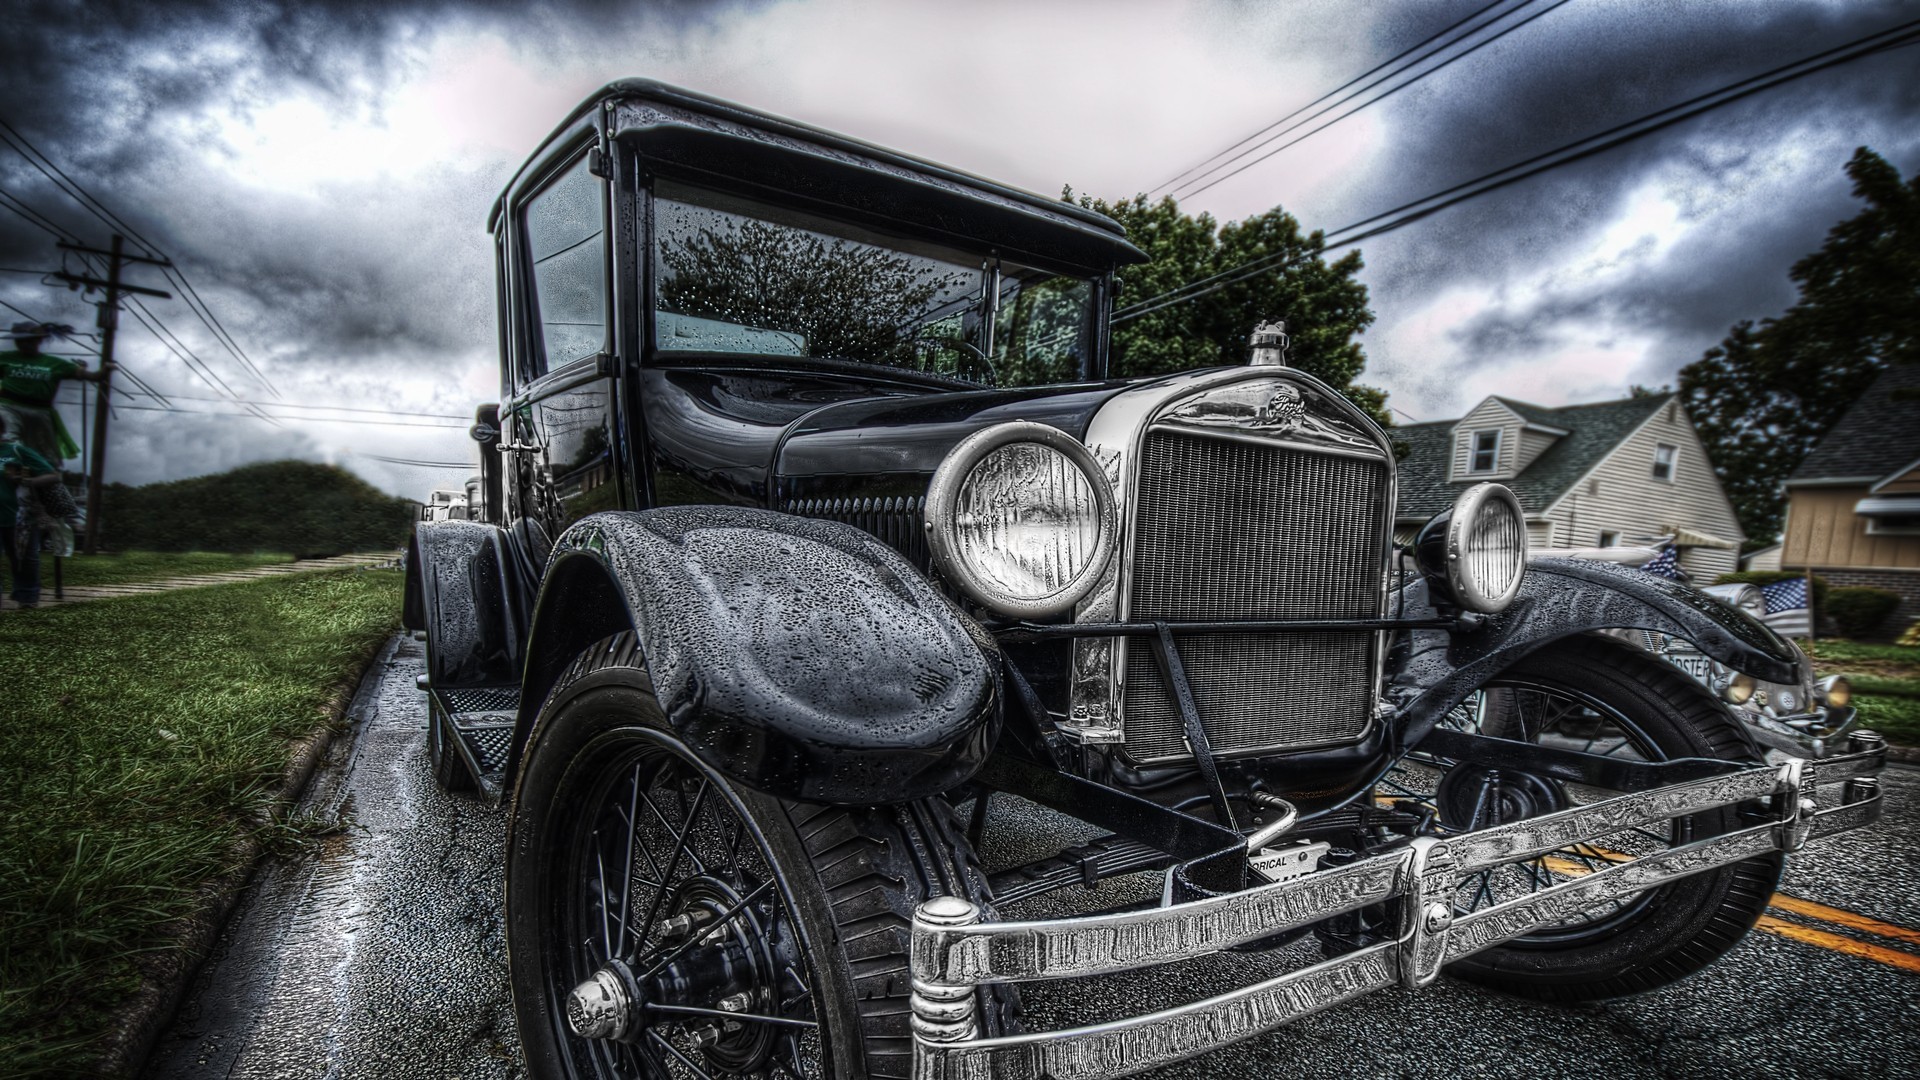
[147,633,1920,1079]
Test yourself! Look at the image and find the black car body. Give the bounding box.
[405,82,1885,1080]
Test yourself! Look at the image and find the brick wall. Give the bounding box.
[1816,567,1920,636]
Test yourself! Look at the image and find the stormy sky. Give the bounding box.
[0,0,1913,496]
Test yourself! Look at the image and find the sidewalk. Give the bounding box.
[0,552,401,611]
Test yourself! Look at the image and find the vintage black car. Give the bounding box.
[405,81,1886,1080]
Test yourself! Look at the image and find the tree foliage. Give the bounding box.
[1680,147,1920,545]
[1070,192,1385,422]
[102,460,416,558]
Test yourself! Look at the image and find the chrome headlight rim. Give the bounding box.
[1418,482,1527,613]
[924,420,1117,619]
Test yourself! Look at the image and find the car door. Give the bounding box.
[509,140,624,542]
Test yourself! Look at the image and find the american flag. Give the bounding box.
[1638,545,1684,580]
[1761,577,1812,637]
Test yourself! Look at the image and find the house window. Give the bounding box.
[1470,429,1501,473]
[1598,530,1620,547]
[1652,443,1677,482]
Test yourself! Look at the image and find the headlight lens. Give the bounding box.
[1726,672,1757,704]
[1416,483,1527,613]
[1819,675,1851,709]
[925,421,1116,618]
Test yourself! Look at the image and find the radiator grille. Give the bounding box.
[1123,430,1388,762]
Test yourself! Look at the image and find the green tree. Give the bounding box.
[1679,147,1920,546]
[1070,192,1384,422]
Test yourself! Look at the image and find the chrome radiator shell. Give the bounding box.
[1067,369,1398,761]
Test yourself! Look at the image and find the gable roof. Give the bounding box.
[1788,364,1920,485]
[1488,395,1572,431]
[1395,393,1672,519]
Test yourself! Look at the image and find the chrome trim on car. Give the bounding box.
[924,421,1117,619]
[909,733,1887,1080]
[1065,367,1398,758]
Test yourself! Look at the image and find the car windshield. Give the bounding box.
[651,182,1095,387]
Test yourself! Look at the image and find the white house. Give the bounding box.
[1394,393,1746,579]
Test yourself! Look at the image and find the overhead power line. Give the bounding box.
[1114,16,1920,325]
[1169,0,1577,201]
[155,392,470,420]
[0,116,281,397]
[56,400,469,428]
[353,452,477,469]
[1151,0,1532,197]
[0,186,80,242]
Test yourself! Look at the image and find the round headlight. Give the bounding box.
[1725,672,1757,704]
[1819,675,1851,710]
[925,421,1116,618]
[1416,483,1527,613]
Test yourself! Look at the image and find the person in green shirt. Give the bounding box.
[0,321,101,464]
[1,410,59,608]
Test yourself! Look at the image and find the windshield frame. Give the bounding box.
[640,177,1108,389]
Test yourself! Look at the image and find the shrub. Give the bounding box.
[1826,587,1902,639]
[101,461,415,558]
[1900,620,1920,647]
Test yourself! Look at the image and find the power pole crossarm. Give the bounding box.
[49,270,171,300]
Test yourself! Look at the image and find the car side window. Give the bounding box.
[523,152,607,377]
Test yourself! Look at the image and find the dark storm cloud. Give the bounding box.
[0,0,754,486]
[1319,0,1920,410]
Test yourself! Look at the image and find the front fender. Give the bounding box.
[512,505,1001,804]
[1389,557,1801,745]
[405,520,534,687]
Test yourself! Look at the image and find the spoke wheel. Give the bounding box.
[1379,635,1781,1001]
[509,633,1016,1079]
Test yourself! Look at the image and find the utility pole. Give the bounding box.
[52,235,171,553]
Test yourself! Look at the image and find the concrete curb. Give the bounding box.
[1886,743,1920,766]
[90,634,401,1080]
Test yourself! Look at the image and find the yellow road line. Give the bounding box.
[1526,853,1920,974]
[1752,915,1920,974]
[1765,894,1920,948]
[1373,801,1920,970]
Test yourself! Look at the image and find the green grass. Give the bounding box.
[1855,694,1920,746]
[1852,675,1920,699]
[1800,638,1920,667]
[0,569,401,1077]
[1798,639,1920,746]
[49,550,295,589]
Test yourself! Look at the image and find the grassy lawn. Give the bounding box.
[48,550,296,589]
[0,569,401,1077]
[1802,638,1920,746]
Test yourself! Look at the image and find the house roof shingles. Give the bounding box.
[1394,393,1672,520]
[1788,364,1920,484]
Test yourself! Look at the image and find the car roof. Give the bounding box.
[489,79,1146,270]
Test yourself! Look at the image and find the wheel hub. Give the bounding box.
[567,875,790,1072]
[566,963,640,1041]
[1435,765,1568,831]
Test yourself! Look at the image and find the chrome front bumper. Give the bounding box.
[908,733,1888,1080]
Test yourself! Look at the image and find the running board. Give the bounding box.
[431,685,519,803]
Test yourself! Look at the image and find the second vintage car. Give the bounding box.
[406,81,1885,1080]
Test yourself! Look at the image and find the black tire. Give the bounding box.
[1382,635,1781,1003]
[507,632,1016,1079]
[426,694,474,792]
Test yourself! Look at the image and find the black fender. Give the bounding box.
[509,505,1001,804]
[403,520,537,688]
[1389,556,1801,747]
